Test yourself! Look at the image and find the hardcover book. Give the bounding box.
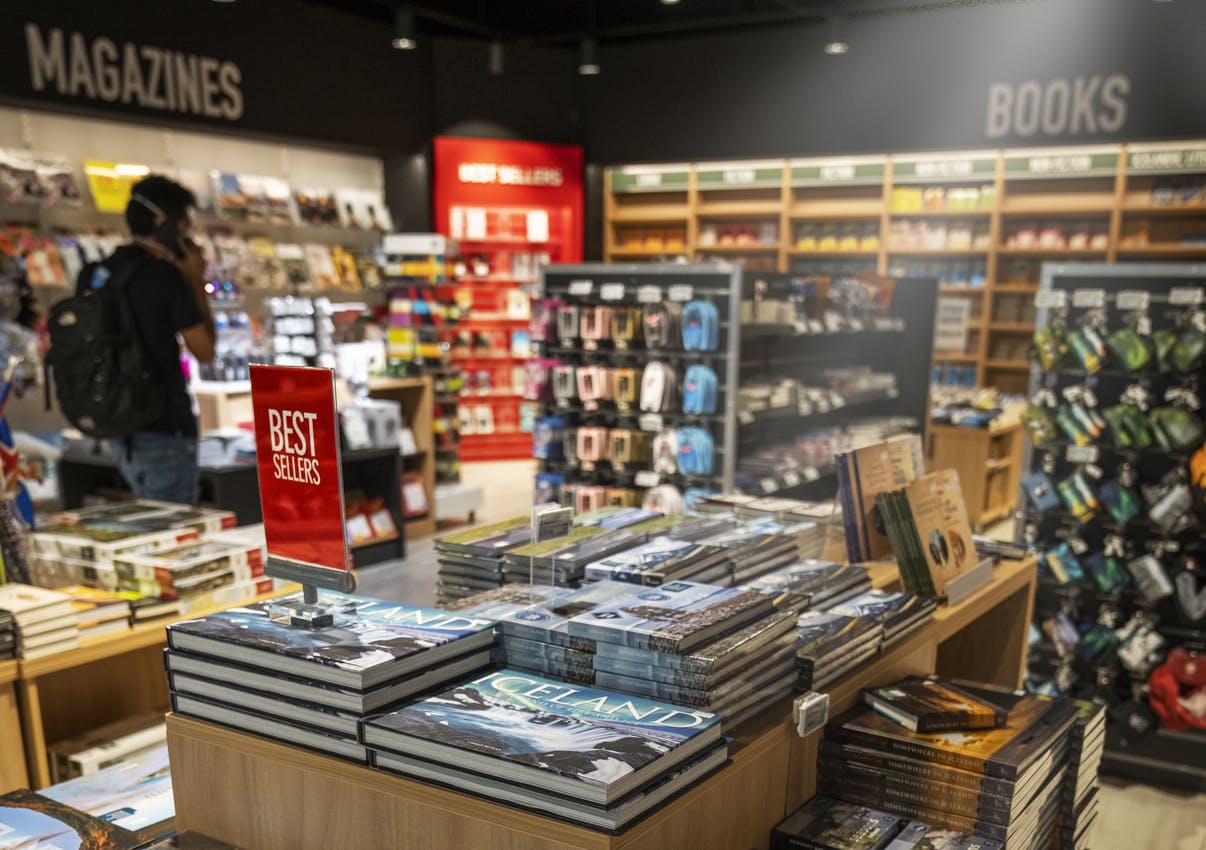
[864,678,1007,733]
[454,581,636,649]
[583,538,725,585]
[837,434,924,563]
[0,788,143,850]
[566,581,774,653]
[771,795,905,850]
[167,594,495,690]
[795,611,885,661]
[878,471,978,599]
[434,517,533,556]
[362,669,723,806]
[0,583,74,625]
[741,561,869,611]
[43,744,174,835]
[884,820,1004,850]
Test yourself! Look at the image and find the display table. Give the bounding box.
[926,415,1025,530]
[192,381,253,432]
[0,660,28,793]
[166,557,1036,850]
[15,585,297,790]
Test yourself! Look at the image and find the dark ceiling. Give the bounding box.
[306,0,1026,45]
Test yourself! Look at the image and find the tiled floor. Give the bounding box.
[358,465,1206,849]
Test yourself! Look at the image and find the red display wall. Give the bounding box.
[432,136,583,461]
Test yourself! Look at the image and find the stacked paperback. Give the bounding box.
[0,607,13,661]
[581,515,737,586]
[48,711,166,782]
[772,797,1006,850]
[363,668,728,831]
[695,524,799,585]
[164,592,495,762]
[502,527,649,587]
[114,539,268,614]
[1054,699,1105,850]
[740,560,871,614]
[434,516,533,604]
[829,589,936,649]
[61,586,132,640]
[0,584,80,659]
[795,610,884,691]
[820,679,1081,850]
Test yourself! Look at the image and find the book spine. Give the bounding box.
[832,728,988,774]
[818,757,1014,824]
[816,779,1007,842]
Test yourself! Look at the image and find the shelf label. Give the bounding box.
[610,167,690,193]
[1034,289,1068,310]
[761,477,778,494]
[636,285,663,303]
[600,282,626,301]
[638,413,664,432]
[790,157,885,187]
[738,410,756,426]
[696,162,784,189]
[847,318,865,333]
[532,504,575,543]
[634,470,660,488]
[893,153,996,183]
[798,401,814,416]
[809,319,825,334]
[1127,145,1206,175]
[1003,150,1118,179]
[803,466,821,481]
[1066,445,1100,465]
[1170,287,1205,306]
[1116,290,1150,312]
[782,471,801,487]
[792,321,810,336]
[568,279,593,296]
[667,284,694,302]
[1071,289,1106,309]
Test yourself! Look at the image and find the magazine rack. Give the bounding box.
[166,557,1036,850]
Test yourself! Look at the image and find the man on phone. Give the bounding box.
[97,175,216,504]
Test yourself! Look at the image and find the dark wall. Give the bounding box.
[580,0,1206,163]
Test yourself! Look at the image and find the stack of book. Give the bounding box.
[0,584,79,659]
[48,711,166,782]
[583,536,731,586]
[43,743,174,839]
[28,501,235,593]
[0,608,13,661]
[885,820,1004,849]
[794,610,885,691]
[836,435,924,563]
[695,524,799,585]
[566,580,795,728]
[363,668,729,831]
[60,586,132,640]
[501,527,648,587]
[113,539,269,614]
[1055,700,1105,850]
[433,517,533,604]
[163,592,496,762]
[828,589,936,649]
[820,680,1080,850]
[876,469,980,599]
[771,796,905,850]
[740,560,871,614]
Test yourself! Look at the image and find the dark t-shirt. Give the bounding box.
[101,244,204,436]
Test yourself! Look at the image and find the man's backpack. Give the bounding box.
[46,256,164,438]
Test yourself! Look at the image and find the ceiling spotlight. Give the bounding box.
[489,40,505,76]
[824,14,849,55]
[660,0,682,4]
[392,9,417,50]
[578,38,600,75]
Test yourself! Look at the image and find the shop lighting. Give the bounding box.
[824,14,849,55]
[392,10,417,50]
[489,41,505,76]
[578,39,600,75]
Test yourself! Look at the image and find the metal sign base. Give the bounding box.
[264,555,358,630]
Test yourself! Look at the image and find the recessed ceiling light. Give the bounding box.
[489,41,505,76]
[825,14,849,55]
[392,10,417,50]
[579,39,600,75]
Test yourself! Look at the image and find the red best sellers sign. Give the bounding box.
[250,365,350,574]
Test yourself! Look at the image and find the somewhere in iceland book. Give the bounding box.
[864,678,1008,733]
[771,795,904,850]
[362,668,723,806]
[167,593,495,690]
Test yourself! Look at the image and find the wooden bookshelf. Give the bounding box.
[166,558,1036,850]
[0,659,26,794]
[368,376,436,539]
[605,141,1206,391]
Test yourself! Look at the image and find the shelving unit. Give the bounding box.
[605,141,1206,393]
[926,413,1025,529]
[368,376,437,540]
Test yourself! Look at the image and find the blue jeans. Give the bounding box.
[110,432,200,505]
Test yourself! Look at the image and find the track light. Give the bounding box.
[489,40,505,76]
[578,38,600,75]
[660,0,682,4]
[392,9,417,50]
[824,14,849,55]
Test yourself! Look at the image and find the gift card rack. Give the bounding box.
[1020,262,1206,792]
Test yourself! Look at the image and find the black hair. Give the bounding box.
[125,174,196,236]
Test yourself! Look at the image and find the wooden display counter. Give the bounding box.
[15,586,296,790]
[927,414,1025,530]
[369,376,437,539]
[166,558,1036,850]
[0,659,28,793]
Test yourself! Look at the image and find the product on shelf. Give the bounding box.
[738,560,870,615]
[42,742,174,838]
[46,711,166,783]
[0,583,79,659]
[771,796,905,850]
[835,434,926,562]
[862,677,1008,733]
[0,788,143,850]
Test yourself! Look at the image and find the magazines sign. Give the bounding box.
[250,365,353,591]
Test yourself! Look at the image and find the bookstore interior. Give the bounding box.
[0,0,1204,848]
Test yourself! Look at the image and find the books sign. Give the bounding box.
[250,365,352,589]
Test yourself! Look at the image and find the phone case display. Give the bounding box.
[433,137,583,461]
[1019,263,1206,792]
[530,263,740,509]
[736,272,937,497]
[200,280,262,383]
[268,296,334,369]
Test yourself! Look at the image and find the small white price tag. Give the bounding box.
[1116,290,1150,312]
[668,284,694,302]
[1169,287,1205,306]
[873,317,894,332]
[638,413,664,432]
[1066,445,1099,464]
[848,319,865,333]
[600,282,626,301]
[568,279,593,296]
[738,410,756,426]
[793,321,810,335]
[815,399,832,414]
[887,388,900,399]
[798,402,814,416]
[761,477,778,493]
[824,315,843,333]
[803,466,821,481]
[808,319,824,334]
[532,504,575,543]
[634,471,660,488]
[1072,289,1106,309]
[893,318,905,332]
[782,471,801,487]
[1035,290,1068,310]
[636,285,663,303]
[1069,537,1090,555]
[830,394,846,409]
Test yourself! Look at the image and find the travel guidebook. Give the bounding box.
[0,788,143,850]
[864,678,1008,733]
[362,669,723,806]
[771,795,905,850]
[166,594,495,689]
[42,744,174,836]
[434,516,533,556]
[566,581,774,653]
[583,537,728,586]
[885,820,1004,850]
[453,581,637,650]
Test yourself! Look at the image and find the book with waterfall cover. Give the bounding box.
[362,669,723,806]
